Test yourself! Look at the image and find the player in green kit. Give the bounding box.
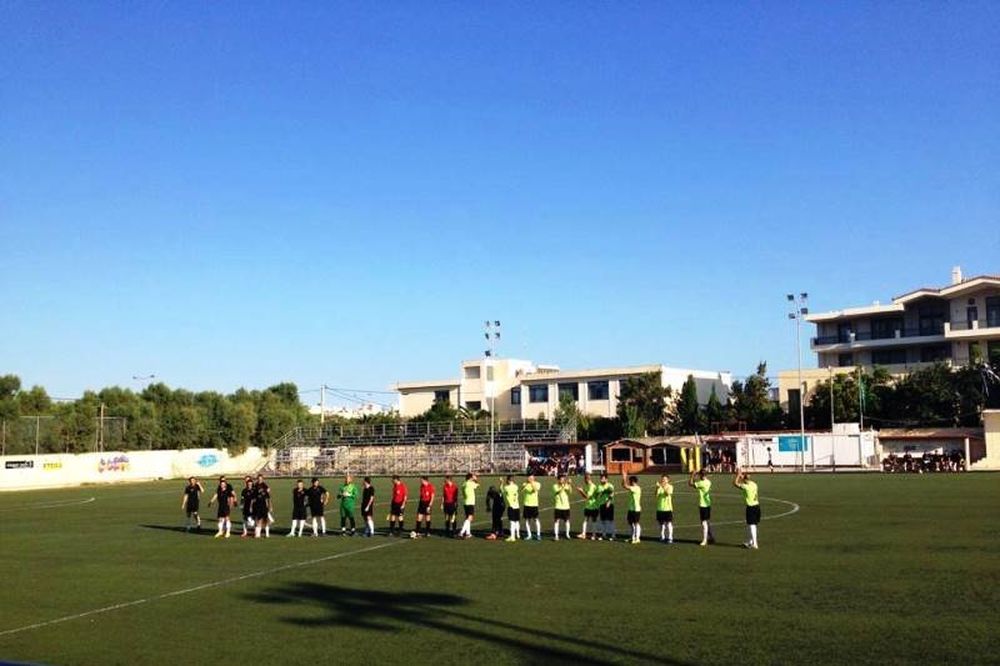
[552,474,572,540]
[338,474,358,536]
[521,474,542,541]
[689,469,715,546]
[457,472,479,539]
[655,474,674,543]
[502,475,521,541]
[575,473,599,540]
[596,472,616,541]
[733,468,760,549]
[621,469,642,544]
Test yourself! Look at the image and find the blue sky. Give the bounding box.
[2,3,998,405]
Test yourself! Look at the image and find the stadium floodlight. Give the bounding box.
[495,320,500,327]
[787,292,810,471]
[786,294,794,301]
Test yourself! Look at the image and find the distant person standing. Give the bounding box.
[767,447,774,473]
[306,477,330,537]
[208,476,235,539]
[338,474,358,536]
[502,475,521,541]
[252,477,272,538]
[655,474,674,544]
[621,469,642,544]
[521,474,542,541]
[552,474,572,540]
[441,475,459,537]
[181,477,204,532]
[486,484,505,539]
[361,477,376,537]
[689,469,714,546]
[416,476,435,537]
[597,472,616,541]
[575,473,599,540]
[288,479,308,537]
[239,476,255,538]
[388,475,407,537]
[457,472,479,539]
[733,468,761,549]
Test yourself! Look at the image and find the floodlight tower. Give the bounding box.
[787,293,809,472]
[484,320,501,467]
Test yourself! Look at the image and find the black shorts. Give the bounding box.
[523,506,539,519]
[507,507,521,521]
[417,501,431,515]
[584,508,599,519]
[362,505,374,518]
[699,506,712,521]
[390,502,404,516]
[253,505,269,521]
[217,505,231,519]
[242,507,252,520]
[186,502,199,515]
[627,510,641,525]
[554,509,570,521]
[746,505,761,525]
[443,502,457,516]
[463,504,475,517]
[310,505,324,518]
[656,510,673,523]
[292,507,307,520]
[599,505,614,521]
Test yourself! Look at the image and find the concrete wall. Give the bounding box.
[735,432,877,469]
[0,447,268,491]
[980,410,1000,470]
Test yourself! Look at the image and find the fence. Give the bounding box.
[0,416,128,456]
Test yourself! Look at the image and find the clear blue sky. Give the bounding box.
[2,3,998,405]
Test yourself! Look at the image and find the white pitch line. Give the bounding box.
[0,497,96,512]
[0,540,404,638]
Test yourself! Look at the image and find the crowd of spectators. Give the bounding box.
[526,449,585,476]
[881,450,966,473]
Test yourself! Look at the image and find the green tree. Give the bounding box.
[671,374,704,434]
[0,374,21,423]
[616,372,671,435]
[730,362,783,430]
[17,385,52,414]
[704,385,724,430]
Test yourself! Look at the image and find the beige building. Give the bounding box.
[779,268,1000,410]
[395,360,732,421]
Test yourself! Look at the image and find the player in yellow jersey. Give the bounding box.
[551,474,572,540]
[689,469,715,546]
[655,474,674,543]
[733,467,761,549]
[521,474,542,541]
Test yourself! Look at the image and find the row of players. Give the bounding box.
[181,468,763,548]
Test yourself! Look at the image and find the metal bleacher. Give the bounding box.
[264,419,568,477]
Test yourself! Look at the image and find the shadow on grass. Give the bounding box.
[139,524,217,537]
[244,582,690,665]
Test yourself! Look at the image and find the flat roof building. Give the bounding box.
[395,359,732,421]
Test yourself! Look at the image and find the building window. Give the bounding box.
[918,304,945,336]
[989,341,1000,364]
[872,349,907,365]
[587,380,610,400]
[558,383,579,401]
[919,345,951,363]
[837,353,854,367]
[528,384,549,403]
[837,322,853,343]
[871,317,902,340]
[465,401,481,411]
[510,387,521,405]
[433,390,450,404]
[464,366,480,379]
[610,448,632,463]
[486,366,494,381]
[987,296,1000,328]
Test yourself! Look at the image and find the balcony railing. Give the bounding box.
[812,326,944,346]
[946,318,1000,332]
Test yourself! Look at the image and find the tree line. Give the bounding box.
[0,376,309,456]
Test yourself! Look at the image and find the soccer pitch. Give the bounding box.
[1,474,997,665]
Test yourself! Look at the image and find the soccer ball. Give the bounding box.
[409,530,418,539]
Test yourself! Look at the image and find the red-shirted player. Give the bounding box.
[416,476,435,537]
[388,475,408,537]
[441,474,459,537]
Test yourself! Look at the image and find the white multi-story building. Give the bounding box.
[778,267,1000,409]
[394,359,732,420]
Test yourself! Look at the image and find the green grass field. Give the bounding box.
[1,473,998,665]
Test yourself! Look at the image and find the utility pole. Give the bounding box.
[484,320,501,468]
[99,403,106,453]
[320,385,326,425]
[787,293,809,472]
[829,366,835,429]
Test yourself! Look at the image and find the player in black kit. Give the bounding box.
[252,476,272,538]
[207,476,235,538]
[361,477,376,537]
[288,479,308,538]
[239,477,255,538]
[305,477,329,537]
[180,477,204,532]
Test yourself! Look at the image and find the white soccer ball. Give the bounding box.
[409,530,418,539]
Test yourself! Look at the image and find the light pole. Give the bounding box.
[787,293,808,472]
[484,320,501,468]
